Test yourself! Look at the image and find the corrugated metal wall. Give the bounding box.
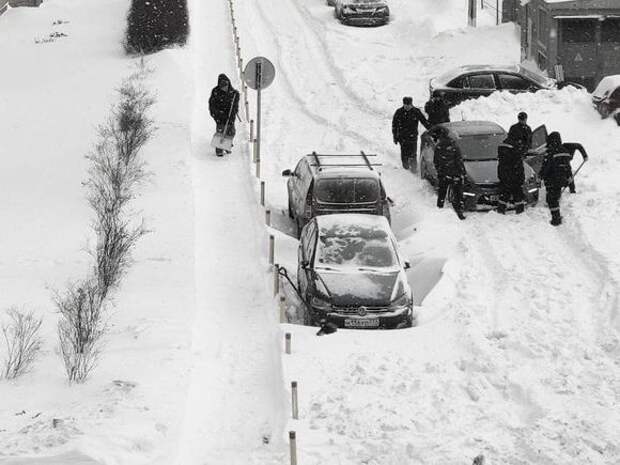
[0,0,9,16]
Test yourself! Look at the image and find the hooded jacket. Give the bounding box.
[540,132,572,187]
[424,96,450,126]
[209,74,240,125]
[433,134,465,177]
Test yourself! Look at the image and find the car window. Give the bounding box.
[447,77,466,89]
[498,74,532,90]
[609,88,620,104]
[302,221,316,261]
[464,74,496,90]
[293,159,304,177]
[315,224,397,269]
[314,178,379,204]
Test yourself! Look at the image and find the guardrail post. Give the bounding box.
[285,332,291,354]
[268,234,274,264]
[289,431,297,465]
[265,209,271,227]
[279,295,287,322]
[250,119,254,141]
[260,181,265,206]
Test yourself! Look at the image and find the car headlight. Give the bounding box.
[377,6,388,13]
[343,6,354,13]
[310,295,332,309]
[390,293,411,308]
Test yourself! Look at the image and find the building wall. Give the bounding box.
[8,0,43,6]
[0,0,8,15]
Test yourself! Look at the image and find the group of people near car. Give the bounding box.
[391,96,585,226]
[208,73,584,227]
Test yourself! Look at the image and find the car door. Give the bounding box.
[524,124,548,175]
[420,127,441,182]
[497,73,539,94]
[290,159,306,219]
[462,73,497,101]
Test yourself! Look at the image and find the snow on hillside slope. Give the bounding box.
[0,1,195,463]
[233,0,620,463]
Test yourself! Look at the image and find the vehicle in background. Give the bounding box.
[297,214,414,329]
[282,151,391,237]
[592,75,620,126]
[327,0,336,5]
[429,64,583,108]
[419,121,541,210]
[334,0,390,26]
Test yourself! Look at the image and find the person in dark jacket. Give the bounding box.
[507,111,532,156]
[562,142,589,193]
[208,73,240,156]
[424,94,450,126]
[540,131,573,226]
[496,136,526,214]
[392,96,430,171]
[433,128,466,220]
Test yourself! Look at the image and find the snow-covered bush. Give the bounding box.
[55,280,106,383]
[124,0,189,54]
[1,308,43,380]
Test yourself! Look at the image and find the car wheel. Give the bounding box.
[615,113,620,126]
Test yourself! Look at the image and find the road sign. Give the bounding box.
[244,56,276,90]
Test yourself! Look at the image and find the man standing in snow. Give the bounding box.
[392,96,430,171]
[433,127,466,220]
[209,73,240,157]
[496,135,526,214]
[507,111,532,156]
[424,94,450,126]
[540,132,573,226]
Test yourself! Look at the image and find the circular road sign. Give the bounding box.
[243,56,276,90]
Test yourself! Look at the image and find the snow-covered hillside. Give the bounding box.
[1,0,619,464]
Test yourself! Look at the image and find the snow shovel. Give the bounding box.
[210,94,237,152]
[562,158,587,193]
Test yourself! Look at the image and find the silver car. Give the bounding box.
[334,0,390,26]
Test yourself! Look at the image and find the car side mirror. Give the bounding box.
[282,169,293,177]
[404,261,411,270]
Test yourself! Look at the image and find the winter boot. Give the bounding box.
[497,202,506,215]
[215,148,224,157]
[437,198,444,209]
[515,203,525,214]
[456,209,466,221]
[550,210,562,226]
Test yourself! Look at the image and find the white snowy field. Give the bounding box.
[0,0,619,464]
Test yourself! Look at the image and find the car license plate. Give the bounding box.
[359,9,373,13]
[344,318,379,328]
[488,194,499,202]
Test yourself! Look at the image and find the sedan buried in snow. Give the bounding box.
[334,0,390,26]
[592,75,620,125]
[297,214,414,329]
[419,121,542,210]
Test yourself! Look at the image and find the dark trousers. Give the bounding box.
[399,139,418,171]
[438,175,464,212]
[546,184,562,212]
[498,183,525,212]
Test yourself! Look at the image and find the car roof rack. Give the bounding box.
[307,151,382,171]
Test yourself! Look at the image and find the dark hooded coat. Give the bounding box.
[424,96,450,126]
[209,74,240,126]
[540,132,572,188]
[497,138,525,187]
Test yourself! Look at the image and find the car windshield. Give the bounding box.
[456,134,504,161]
[315,224,397,270]
[518,66,552,87]
[315,178,379,204]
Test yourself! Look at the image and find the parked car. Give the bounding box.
[592,75,620,125]
[419,121,542,210]
[327,0,336,5]
[429,64,580,108]
[282,151,391,237]
[334,0,390,26]
[297,214,415,329]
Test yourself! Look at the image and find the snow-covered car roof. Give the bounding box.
[592,75,620,101]
[315,213,391,234]
[440,120,506,138]
[305,154,382,179]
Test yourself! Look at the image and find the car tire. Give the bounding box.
[614,113,620,126]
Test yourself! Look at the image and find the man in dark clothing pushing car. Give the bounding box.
[392,96,430,171]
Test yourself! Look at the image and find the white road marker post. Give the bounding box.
[250,119,254,142]
[265,209,271,227]
[291,381,299,420]
[260,180,265,206]
[273,263,280,296]
[279,295,287,322]
[289,431,297,465]
[268,234,275,264]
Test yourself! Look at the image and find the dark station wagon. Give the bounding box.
[283,152,391,237]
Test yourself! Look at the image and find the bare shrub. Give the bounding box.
[94,212,148,299]
[1,308,43,380]
[55,280,106,383]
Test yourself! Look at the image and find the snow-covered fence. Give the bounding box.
[226,0,250,122]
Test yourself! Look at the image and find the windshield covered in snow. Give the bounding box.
[456,134,504,161]
[315,178,379,204]
[315,224,397,270]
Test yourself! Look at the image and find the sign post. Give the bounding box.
[243,57,276,166]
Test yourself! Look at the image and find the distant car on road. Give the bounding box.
[429,64,581,108]
[334,0,390,26]
[297,214,414,329]
[282,152,391,237]
[592,75,620,126]
[419,121,542,210]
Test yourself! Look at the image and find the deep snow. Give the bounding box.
[1,0,619,464]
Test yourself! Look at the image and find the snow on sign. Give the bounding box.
[243,56,275,90]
